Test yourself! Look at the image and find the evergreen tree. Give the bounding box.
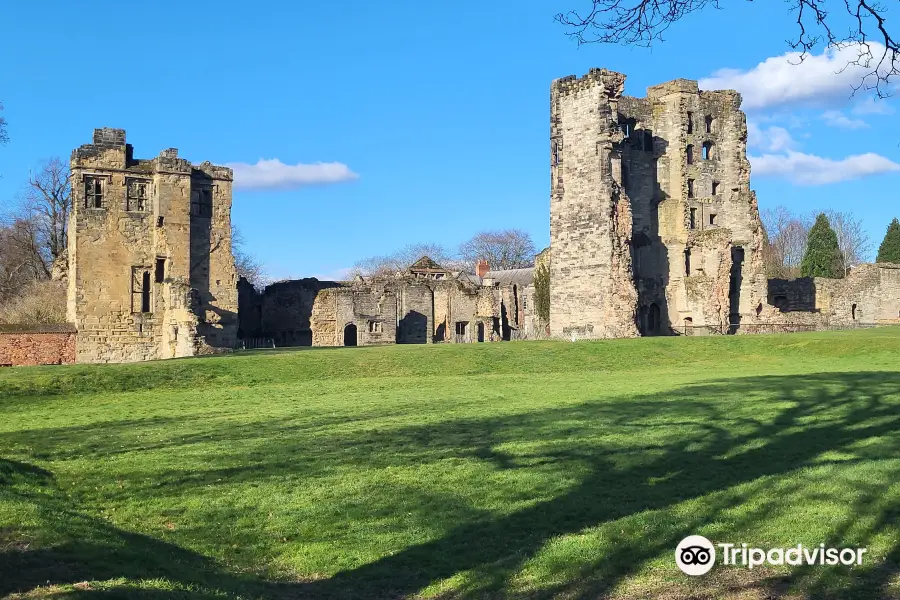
[876,218,900,264]
[800,213,844,278]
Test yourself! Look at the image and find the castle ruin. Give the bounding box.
[4,71,898,366]
[550,70,768,338]
[67,128,238,363]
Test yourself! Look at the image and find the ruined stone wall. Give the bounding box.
[432,281,498,343]
[761,264,900,328]
[242,275,513,347]
[0,326,76,367]
[549,69,639,339]
[245,278,398,347]
[68,129,237,363]
[191,163,239,351]
[617,79,767,334]
[259,279,336,346]
[395,281,433,344]
[334,282,398,346]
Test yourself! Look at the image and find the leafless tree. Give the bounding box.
[762,206,809,279]
[0,101,8,148]
[354,243,460,277]
[458,229,536,271]
[0,219,49,304]
[232,225,269,289]
[556,0,899,97]
[21,158,71,275]
[824,209,871,274]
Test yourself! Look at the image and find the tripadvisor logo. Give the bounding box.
[676,535,716,576]
[675,535,868,576]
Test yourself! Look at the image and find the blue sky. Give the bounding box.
[1,0,897,280]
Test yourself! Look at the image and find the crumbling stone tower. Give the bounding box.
[68,128,238,363]
[550,70,768,338]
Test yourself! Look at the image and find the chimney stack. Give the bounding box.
[475,258,490,278]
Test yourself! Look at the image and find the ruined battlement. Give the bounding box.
[93,127,126,146]
[551,68,625,98]
[647,78,699,98]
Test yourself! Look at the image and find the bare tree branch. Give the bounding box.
[0,101,8,148]
[556,0,899,96]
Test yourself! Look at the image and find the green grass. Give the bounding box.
[2,328,900,599]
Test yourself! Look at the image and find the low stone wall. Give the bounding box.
[0,324,77,367]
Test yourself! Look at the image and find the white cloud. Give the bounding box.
[747,123,797,152]
[750,151,900,185]
[852,96,896,115]
[820,110,869,129]
[229,158,358,190]
[700,43,897,110]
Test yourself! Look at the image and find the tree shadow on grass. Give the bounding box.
[2,371,900,598]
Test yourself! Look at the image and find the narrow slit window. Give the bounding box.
[685,248,692,276]
[687,112,694,134]
[690,207,697,230]
[705,115,713,133]
[155,258,166,283]
[686,144,694,165]
[687,179,695,198]
[132,267,152,313]
[711,181,719,196]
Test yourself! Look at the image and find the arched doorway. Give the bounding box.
[343,323,357,347]
[648,303,661,335]
[477,322,485,342]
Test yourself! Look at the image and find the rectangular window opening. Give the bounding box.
[191,188,213,218]
[689,208,697,230]
[85,177,104,209]
[687,112,694,134]
[712,181,719,196]
[127,179,149,212]
[132,267,152,313]
[685,248,692,276]
[687,179,695,198]
[709,213,718,226]
[155,258,166,283]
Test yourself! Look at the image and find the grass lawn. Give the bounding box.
[2,328,900,599]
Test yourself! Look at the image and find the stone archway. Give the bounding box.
[343,323,358,347]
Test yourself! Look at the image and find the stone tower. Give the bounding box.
[68,128,238,363]
[550,70,768,338]
[549,69,639,339]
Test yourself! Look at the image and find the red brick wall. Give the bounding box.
[0,332,76,367]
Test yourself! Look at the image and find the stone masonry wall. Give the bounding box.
[549,69,639,339]
[68,128,238,363]
[551,70,768,337]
